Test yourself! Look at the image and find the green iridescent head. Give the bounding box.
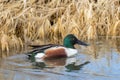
[63,34,88,48]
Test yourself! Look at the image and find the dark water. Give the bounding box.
[0,39,120,80]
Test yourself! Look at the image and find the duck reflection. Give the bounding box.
[32,57,90,71]
[65,61,90,72]
[33,62,46,69]
[33,58,67,69]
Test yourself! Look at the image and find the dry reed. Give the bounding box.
[0,0,120,53]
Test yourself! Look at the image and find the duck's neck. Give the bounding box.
[63,43,75,49]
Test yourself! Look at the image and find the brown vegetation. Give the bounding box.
[0,0,120,53]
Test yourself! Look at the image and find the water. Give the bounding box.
[0,39,120,80]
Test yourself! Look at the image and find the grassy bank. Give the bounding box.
[0,0,120,53]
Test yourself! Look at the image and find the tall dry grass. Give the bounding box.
[0,0,120,53]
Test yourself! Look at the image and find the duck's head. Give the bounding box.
[63,34,88,48]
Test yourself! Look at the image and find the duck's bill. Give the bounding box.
[76,40,89,46]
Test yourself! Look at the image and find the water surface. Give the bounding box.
[0,39,120,80]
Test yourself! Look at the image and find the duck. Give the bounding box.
[27,34,89,60]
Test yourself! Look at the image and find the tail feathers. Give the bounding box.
[26,49,43,58]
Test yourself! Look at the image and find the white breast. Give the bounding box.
[64,48,78,57]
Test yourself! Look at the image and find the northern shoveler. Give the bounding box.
[27,34,89,60]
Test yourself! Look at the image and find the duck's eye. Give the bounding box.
[72,38,75,41]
